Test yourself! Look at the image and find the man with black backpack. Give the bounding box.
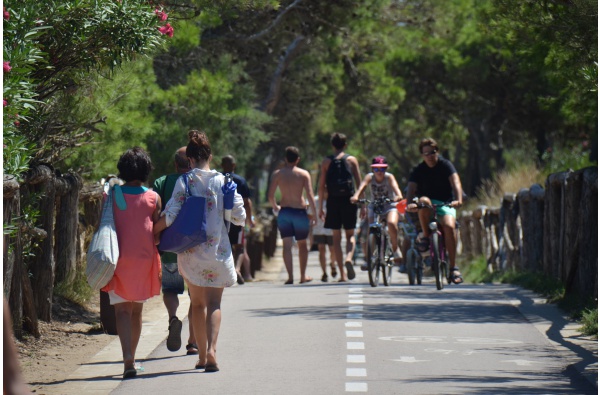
[318,133,363,282]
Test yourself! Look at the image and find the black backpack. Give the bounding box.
[326,154,354,197]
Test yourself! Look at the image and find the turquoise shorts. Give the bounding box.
[431,199,456,219]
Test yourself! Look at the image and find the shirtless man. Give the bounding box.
[268,146,317,284]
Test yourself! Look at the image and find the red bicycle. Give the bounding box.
[414,201,453,290]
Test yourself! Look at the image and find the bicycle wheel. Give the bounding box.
[382,237,393,286]
[416,254,423,285]
[406,249,418,286]
[367,233,380,287]
[431,232,444,290]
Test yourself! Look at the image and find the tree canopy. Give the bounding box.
[3,0,597,194]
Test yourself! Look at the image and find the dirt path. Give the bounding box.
[16,294,118,393]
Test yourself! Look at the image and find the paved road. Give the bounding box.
[48,243,597,394]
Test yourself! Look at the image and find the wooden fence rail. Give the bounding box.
[3,169,277,337]
[459,166,597,301]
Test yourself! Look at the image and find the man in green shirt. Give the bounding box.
[153,147,197,354]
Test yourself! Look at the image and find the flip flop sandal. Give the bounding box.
[166,316,182,352]
[123,367,137,379]
[345,261,356,280]
[331,264,338,278]
[186,343,199,355]
[449,267,464,284]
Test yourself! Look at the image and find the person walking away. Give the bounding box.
[153,147,197,355]
[101,147,162,379]
[154,130,245,372]
[313,195,336,282]
[221,155,256,283]
[318,133,363,282]
[268,146,317,284]
[350,156,404,271]
[405,138,464,284]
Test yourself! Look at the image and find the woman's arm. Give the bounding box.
[388,174,403,202]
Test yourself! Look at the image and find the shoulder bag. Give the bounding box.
[86,187,119,290]
[159,174,207,254]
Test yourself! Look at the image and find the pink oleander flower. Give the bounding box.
[3,61,11,72]
[154,9,168,21]
[14,120,20,127]
[3,7,9,20]
[158,23,174,38]
[3,99,7,107]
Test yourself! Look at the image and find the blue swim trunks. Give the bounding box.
[277,207,310,240]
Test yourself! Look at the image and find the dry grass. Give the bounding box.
[467,164,544,209]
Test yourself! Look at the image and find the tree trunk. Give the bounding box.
[54,173,83,285]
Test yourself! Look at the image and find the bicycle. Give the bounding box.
[356,198,394,287]
[413,201,453,290]
[399,217,423,286]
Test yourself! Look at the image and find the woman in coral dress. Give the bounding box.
[102,147,161,379]
[154,130,245,373]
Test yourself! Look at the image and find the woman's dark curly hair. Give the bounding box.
[117,147,153,182]
[186,130,211,162]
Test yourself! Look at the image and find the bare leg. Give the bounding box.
[163,292,179,319]
[241,251,253,280]
[344,229,356,264]
[114,302,143,370]
[282,236,294,283]
[130,303,143,359]
[3,298,33,395]
[297,239,310,282]
[332,230,345,281]
[417,197,433,238]
[187,304,195,346]
[318,243,327,275]
[387,211,400,254]
[188,284,224,367]
[440,216,458,267]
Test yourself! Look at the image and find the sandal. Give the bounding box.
[449,267,464,284]
[186,343,199,355]
[166,316,182,352]
[330,263,337,278]
[416,237,430,252]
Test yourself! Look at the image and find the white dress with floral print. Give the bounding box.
[162,168,245,287]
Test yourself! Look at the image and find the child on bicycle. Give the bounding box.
[350,156,404,271]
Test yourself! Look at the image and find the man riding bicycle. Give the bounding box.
[350,156,404,271]
[405,138,464,284]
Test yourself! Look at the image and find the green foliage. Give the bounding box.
[541,143,596,176]
[3,0,173,174]
[579,308,598,338]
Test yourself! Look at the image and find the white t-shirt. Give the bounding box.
[313,196,332,236]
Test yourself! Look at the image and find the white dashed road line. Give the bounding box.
[346,287,367,392]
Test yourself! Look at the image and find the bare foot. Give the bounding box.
[300,277,313,284]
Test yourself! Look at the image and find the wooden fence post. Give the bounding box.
[458,211,473,259]
[518,184,545,272]
[574,167,598,299]
[484,207,500,272]
[472,206,486,257]
[3,175,23,337]
[544,172,570,279]
[26,165,57,322]
[499,193,520,271]
[55,173,83,285]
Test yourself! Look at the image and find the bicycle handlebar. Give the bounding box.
[356,197,393,205]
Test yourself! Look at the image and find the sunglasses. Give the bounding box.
[422,150,438,157]
[372,167,387,172]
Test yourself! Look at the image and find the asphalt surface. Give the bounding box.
[43,241,597,394]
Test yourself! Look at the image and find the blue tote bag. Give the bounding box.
[159,174,207,254]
